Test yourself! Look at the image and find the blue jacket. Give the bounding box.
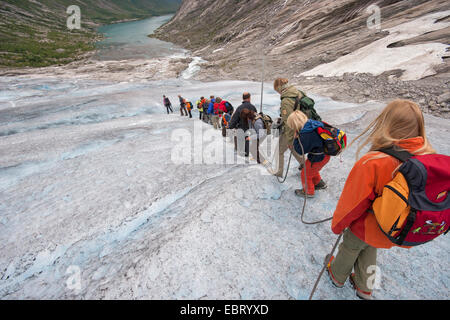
[207,99,215,115]
[293,120,325,163]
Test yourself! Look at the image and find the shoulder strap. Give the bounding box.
[378,146,414,163]
[293,96,300,111]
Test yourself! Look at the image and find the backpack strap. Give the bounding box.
[293,96,300,111]
[281,96,301,111]
[378,146,414,163]
[396,209,417,245]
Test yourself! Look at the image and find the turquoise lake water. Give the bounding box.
[95,15,185,61]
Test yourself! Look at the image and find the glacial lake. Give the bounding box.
[95,14,186,61]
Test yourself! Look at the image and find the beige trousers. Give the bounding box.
[212,115,221,130]
[275,133,304,176]
[330,229,377,293]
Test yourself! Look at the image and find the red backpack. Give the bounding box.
[372,147,450,246]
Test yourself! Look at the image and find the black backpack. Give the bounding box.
[225,101,234,115]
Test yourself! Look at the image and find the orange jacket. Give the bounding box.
[331,137,426,249]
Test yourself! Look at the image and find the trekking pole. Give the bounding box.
[309,232,343,300]
[260,51,265,114]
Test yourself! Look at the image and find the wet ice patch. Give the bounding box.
[181,57,207,80]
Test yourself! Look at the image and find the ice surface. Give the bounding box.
[0,75,448,300]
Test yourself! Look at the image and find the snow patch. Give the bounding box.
[302,11,450,80]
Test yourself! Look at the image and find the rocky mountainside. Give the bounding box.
[154,0,450,117]
[0,0,181,67]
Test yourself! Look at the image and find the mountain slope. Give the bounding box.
[153,0,450,117]
[155,0,449,80]
[0,0,181,67]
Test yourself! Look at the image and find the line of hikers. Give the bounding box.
[165,77,450,300]
[163,95,195,118]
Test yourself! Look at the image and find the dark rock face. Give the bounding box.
[154,0,450,118]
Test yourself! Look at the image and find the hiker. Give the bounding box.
[217,98,229,115]
[326,100,437,300]
[197,97,205,120]
[207,96,215,124]
[287,110,329,197]
[178,95,188,116]
[273,78,311,177]
[241,109,268,163]
[221,112,231,137]
[212,97,223,130]
[221,99,234,115]
[203,99,211,123]
[185,99,193,118]
[229,92,258,153]
[163,95,173,114]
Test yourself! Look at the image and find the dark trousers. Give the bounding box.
[199,111,203,120]
[233,134,249,157]
[165,104,173,114]
[180,106,187,116]
[188,110,192,118]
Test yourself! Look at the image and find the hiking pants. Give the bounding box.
[232,130,249,157]
[165,104,173,114]
[275,133,305,176]
[199,111,203,120]
[249,137,267,164]
[180,106,187,116]
[300,155,330,195]
[212,115,221,129]
[330,229,377,294]
[188,110,192,118]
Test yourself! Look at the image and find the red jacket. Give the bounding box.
[214,101,228,115]
[331,137,426,249]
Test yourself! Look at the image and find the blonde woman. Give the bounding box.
[287,110,330,197]
[327,100,436,300]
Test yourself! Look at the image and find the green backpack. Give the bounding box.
[294,91,321,121]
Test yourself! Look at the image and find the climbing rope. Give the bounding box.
[308,232,343,300]
[297,137,333,225]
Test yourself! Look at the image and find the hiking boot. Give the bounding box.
[324,255,345,288]
[274,170,284,178]
[349,273,373,300]
[294,189,315,198]
[315,180,327,190]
